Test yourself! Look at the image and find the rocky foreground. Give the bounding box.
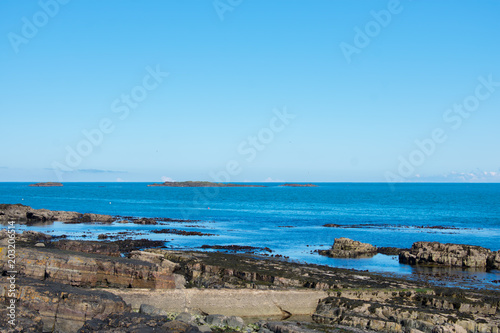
[1,230,499,333]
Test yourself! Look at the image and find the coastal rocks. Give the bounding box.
[0,204,114,223]
[133,217,157,225]
[205,314,245,328]
[0,277,130,333]
[313,289,500,333]
[318,238,377,258]
[399,241,500,269]
[29,182,63,187]
[0,246,181,289]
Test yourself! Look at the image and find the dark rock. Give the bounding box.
[29,182,63,187]
[133,217,158,225]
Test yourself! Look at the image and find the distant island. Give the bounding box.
[29,182,63,187]
[280,183,318,187]
[148,181,266,187]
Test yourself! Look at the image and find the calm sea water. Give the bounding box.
[1,182,499,288]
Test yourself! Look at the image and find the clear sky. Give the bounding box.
[1,0,499,182]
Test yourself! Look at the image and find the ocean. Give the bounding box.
[1,182,499,288]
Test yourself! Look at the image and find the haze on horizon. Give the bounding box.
[1,1,499,183]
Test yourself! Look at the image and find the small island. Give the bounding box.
[280,183,318,187]
[29,182,63,187]
[148,181,266,187]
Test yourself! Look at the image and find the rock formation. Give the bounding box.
[318,237,377,258]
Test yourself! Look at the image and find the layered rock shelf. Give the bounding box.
[29,182,63,187]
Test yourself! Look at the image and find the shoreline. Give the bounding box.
[1,230,500,332]
[1,203,499,290]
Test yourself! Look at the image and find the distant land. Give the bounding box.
[147,181,266,187]
[280,183,318,187]
[29,182,63,187]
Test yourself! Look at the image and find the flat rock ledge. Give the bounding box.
[318,237,378,258]
[399,241,500,269]
[0,204,114,223]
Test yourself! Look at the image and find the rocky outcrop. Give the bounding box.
[0,246,182,289]
[0,278,130,333]
[400,241,500,269]
[313,289,500,333]
[0,204,115,223]
[318,238,377,258]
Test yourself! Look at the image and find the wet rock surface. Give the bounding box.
[318,238,377,258]
[400,241,500,269]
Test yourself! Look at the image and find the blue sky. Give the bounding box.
[1,0,499,182]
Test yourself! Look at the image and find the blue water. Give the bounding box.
[1,182,499,288]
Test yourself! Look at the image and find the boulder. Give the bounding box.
[399,242,495,268]
[318,238,377,258]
